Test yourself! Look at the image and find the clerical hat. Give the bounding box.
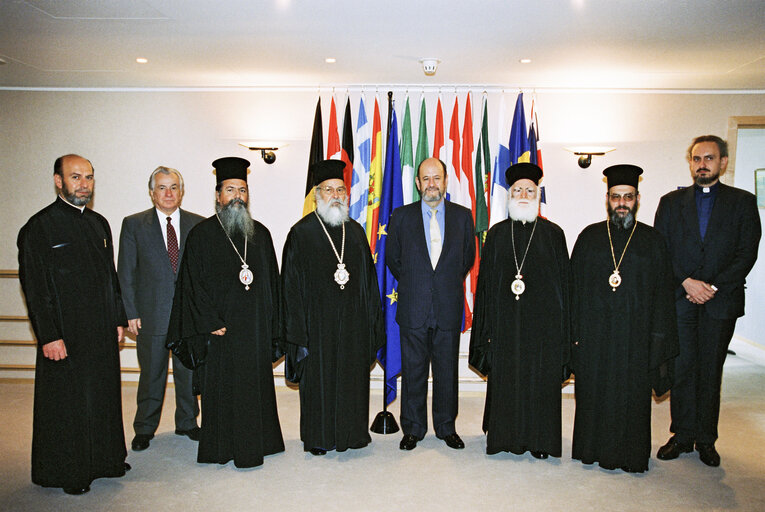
[312,159,345,186]
[505,162,543,186]
[603,164,643,189]
[212,157,250,184]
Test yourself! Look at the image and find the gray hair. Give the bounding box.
[148,166,184,192]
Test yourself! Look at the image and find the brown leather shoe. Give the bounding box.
[657,436,693,460]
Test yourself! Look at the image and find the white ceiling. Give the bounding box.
[1,0,764,90]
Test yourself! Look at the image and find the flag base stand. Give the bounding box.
[370,410,399,434]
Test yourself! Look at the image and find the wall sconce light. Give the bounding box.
[239,143,279,164]
[564,146,616,168]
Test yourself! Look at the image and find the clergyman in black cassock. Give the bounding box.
[570,164,678,473]
[281,160,385,455]
[17,155,129,494]
[166,157,284,468]
[469,163,570,458]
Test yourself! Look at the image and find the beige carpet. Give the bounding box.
[1,355,764,512]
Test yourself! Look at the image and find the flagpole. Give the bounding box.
[370,91,400,435]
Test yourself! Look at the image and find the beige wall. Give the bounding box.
[1,88,764,380]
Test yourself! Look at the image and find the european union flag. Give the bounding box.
[375,108,403,405]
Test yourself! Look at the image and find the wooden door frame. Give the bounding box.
[725,116,765,185]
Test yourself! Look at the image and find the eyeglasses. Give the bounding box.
[609,193,636,202]
[317,185,347,196]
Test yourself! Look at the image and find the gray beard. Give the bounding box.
[507,196,540,223]
[608,204,637,230]
[216,198,255,239]
[315,194,349,227]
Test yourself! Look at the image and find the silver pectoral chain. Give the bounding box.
[315,212,349,290]
[511,219,538,300]
[216,214,253,291]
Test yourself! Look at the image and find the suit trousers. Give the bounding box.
[134,333,199,435]
[399,324,460,439]
[670,300,736,445]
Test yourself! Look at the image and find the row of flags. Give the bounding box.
[305,92,544,405]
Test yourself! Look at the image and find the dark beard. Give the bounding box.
[694,168,719,186]
[607,203,637,230]
[62,183,92,206]
[215,198,254,239]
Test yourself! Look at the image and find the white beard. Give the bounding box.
[315,194,349,227]
[507,195,540,223]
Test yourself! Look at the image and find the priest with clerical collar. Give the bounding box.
[469,162,571,459]
[166,156,285,469]
[570,163,678,473]
[281,159,384,456]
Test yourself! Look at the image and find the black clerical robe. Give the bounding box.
[469,218,570,456]
[570,220,678,472]
[17,197,128,489]
[167,216,284,468]
[281,213,384,452]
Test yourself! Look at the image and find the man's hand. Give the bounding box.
[127,318,141,336]
[682,277,716,304]
[117,326,125,343]
[211,327,227,336]
[42,339,67,360]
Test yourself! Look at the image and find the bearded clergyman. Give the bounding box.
[166,156,284,468]
[469,162,570,459]
[281,159,384,456]
[570,164,678,473]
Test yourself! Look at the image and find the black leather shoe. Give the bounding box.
[175,426,201,441]
[63,485,90,495]
[131,434,152,451]
[696,443,720,467]
[530,451,548,459]
[124,462,131,472]
[657,436,693,460]
[309,447,327,456]
[442,433,465,450]
[399,434,418,451]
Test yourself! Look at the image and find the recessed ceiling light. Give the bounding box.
[136,57,148,64]
[325,57,336,64]
[519,58,532,64]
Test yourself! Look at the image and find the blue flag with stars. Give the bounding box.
[376,107,403,405]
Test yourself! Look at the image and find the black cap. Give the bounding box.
[505,162,543,186]
[213,157,250,184]
[603,164,643,189]
[312,159,345,186]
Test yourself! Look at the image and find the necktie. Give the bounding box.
[429,208,441,269]
[166,216,179,273]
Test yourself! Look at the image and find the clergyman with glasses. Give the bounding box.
[469,162,571,460]
[570,164,678,473]
[281,159,384,456]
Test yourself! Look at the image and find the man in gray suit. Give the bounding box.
[118,166,204,451]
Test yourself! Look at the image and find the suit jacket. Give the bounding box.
[118,208,204,335]
[654,183,761,319]
[386,200,475,330]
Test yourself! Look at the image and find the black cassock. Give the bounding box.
[17,198,128,489]
[571,220,678,472]
[281,214,384,452]
[469,218,570,456]
[167,216,284,468]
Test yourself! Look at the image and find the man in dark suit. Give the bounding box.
[118,166,204,451]
[387,157,475,451]
[654,135,761,467]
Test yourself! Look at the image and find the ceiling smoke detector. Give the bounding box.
[420,58,440,76]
